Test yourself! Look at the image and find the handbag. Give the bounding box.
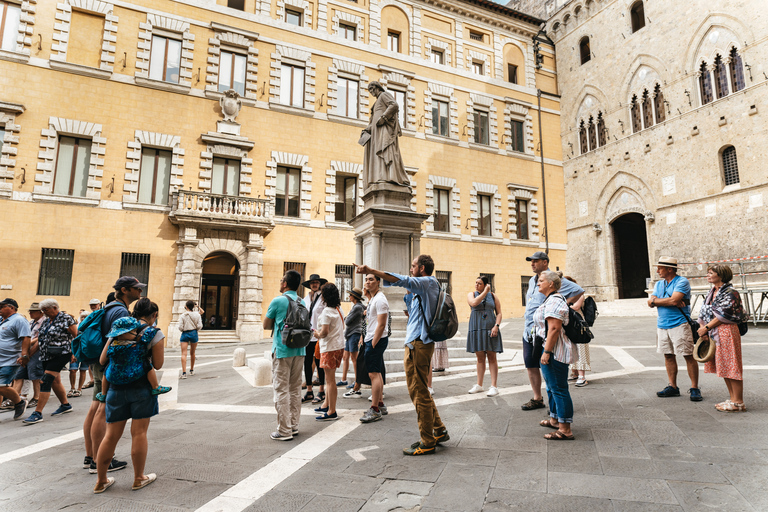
[677,307,700,343]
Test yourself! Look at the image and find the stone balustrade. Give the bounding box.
[169,190,272,229]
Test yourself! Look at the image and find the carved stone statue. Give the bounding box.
[360,81,410,191]
[220,89,242,123]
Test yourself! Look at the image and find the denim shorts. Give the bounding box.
[14,354,43,381]
[68,361,86,371]
[105,385,159,423]
[364,337,388,373]
[0,365,19,386]
[180,330,198,343]
[345,334,361,353]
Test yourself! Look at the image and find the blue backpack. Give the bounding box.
[72,308,108,364]
[105,325,156,385]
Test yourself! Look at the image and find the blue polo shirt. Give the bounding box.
[0,313,32,366]
[653,275,691,329]
[266,290,305,358]
[384,273,441,345]
[524,272,584,341]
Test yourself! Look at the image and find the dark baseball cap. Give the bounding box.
[0,298,19,308]
[114,276,147,291]
[525,251,550,262]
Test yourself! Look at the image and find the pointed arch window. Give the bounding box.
[597,113,606,146]
[653,84,665,124]
[714,55,729,99]
[579,120,588,154]
[630,95,642,133]
[587,117,597,150]
[699,61,713,105]
[630,1,645,33]
[641,89,653,129]
[729,47,745,92]
[579,37,591,65]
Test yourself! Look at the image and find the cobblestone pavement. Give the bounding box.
[1,317,766,511]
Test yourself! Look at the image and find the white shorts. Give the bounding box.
[657,323,694,356]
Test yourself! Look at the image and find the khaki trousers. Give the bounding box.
[272,354,304,436]
[404,339,445,447]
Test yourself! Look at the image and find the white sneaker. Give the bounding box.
[468,384,484,394]
[428,387,434,396]
[368,393,385,402]
[487,386,499,397]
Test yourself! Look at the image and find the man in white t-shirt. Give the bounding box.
[359,274,389,423]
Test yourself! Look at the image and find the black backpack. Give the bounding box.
[545,295,593,344]
[417,278,459,342]
[281,296,312,349]
[581,296,598,327]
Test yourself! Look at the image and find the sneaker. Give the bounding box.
[13,399,28,420]
[51,403,73,416]
[343,390,362,399]
[292,428,299,436]
[379,403,388,416]
[27,398,38,408]
[89,457,128,474]
[487,386,499,397]
[314,406,328,413]
[83,456,93,469]
[151,385,172,395]
[316,412,339,421]
[346,382,355,389]
[270,431,293,441]
[336,380,348,387]
[656,385,681,398]
[689,387,703,402]
[368,393,385,402]
[403,442,435,456]
[521,398,546,411]
[22,411,43,425]
[434,429,450,445]
[468,384,484,394]
[0,399,13,410]
[189,370,195,376]
[575,378,588,387]
[428,387,434,396]
[359,407,382,423]
[181,372,187,379]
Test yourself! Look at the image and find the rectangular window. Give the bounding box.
[473,110,489,145]
[335,264,354,300]
[480,273,495,293]
[120,253,150,297]
[285,9,302,26]
[469,30,483,42]
[516,199,529,240]
[54,136,91,197]
[521,275,531,305]
[218,51,247,96]
[334,174,357,222]
[67,10,103,68]
[434,188,450,232]
[510,120,524,152]
[392,89,406,128]
[275,166,301,217]
[478,193,492,236]
[283,262,306,297]
[430,49,444,65]
[227,0,245,10]
[431,99,449,137]
[387,31,400,53]
[138,147,172,205]
[339,23,356,41]
[472,61,483,75]
[211,157,240,196]
[280,63,305,108]
[507,64,518,84]
[0,1,21,52]
[37,248,75,296]
[148,35,182,83]
[436,270,452,295]
[337,76,359,118]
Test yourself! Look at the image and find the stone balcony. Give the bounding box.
[169,190,274,232]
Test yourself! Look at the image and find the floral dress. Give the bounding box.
[699,283,745,380]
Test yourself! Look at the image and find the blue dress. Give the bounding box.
[467,292,503,353]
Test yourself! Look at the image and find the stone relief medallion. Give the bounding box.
[220,90,242,123]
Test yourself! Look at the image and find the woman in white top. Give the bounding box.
[177,301,203,379]
[314,283,345,421]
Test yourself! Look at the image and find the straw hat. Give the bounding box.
[654,257,678,270]
[693,336,716,363]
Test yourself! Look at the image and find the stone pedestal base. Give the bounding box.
[362,183,413,211]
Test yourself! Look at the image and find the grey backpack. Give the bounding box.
[281,296,312,349]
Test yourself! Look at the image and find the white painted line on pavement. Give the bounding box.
[346,445,378,461]
[177,403,322,417]
[499,322,509,329]
[0,429,83,465]
[602,346,645,369]
[158,369,180,410]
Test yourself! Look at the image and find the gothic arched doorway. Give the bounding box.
[611,213,650,298]
[201,251,240,330]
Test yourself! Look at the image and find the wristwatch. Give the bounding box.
[705,325,711,331]
[21,354,29,359]
[543,349,554,355]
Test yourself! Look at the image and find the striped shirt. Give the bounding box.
[533,293,575,365]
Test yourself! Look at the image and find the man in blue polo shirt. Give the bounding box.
[0,298,31,420]
[264,269,305,441]
[648,257,701,401]
[522,252,584,411]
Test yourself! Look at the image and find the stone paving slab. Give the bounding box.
[421,463,495,512]
[483,488,615,512]
[547,471,678,504]
[666,480,754,512]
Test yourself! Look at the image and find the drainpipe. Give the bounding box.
[537,89,549,254]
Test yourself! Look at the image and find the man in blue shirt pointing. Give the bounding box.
[355,255,449,456]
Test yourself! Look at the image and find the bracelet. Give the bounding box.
[543,350,553,355]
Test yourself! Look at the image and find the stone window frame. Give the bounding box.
[507,185,539,242]
[0,101,23,198]
[265,150,312,221]
[199,144,253,196]
[466,49,490,77]
[425,83,459,140]
[425,175,461,235]
[269,45,316,112]
[123,130,183,206]
[467,93,498,147]
[49,0,118,77]
[504,99,534,155]
[332,11,364,43]
[35,117,106,201]
[328,58,369,121]
[324,160,364,225]
[205,25,259,101]
[135,14,194,90]
[0,0,35,63]
[380,71,416,131]
[425,37,451,66]
[277,0,312,29]
[470,182,501,238]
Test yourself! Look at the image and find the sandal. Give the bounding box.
[312,392,326,404]
[716,401,747,412]
[72,390,82,397]
[67,390,74,398]
[544,430,575,440]
[301,392,314,403]
[83,381,94,389]
[540,419,559,429]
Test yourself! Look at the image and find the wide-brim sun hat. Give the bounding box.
[107,317,143,339]
[654,257,678,269]
[693,336,716,363]
[348,287,364,302]
[301,273,328,288]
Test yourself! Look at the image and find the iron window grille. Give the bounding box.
[722,146,740,186]
[284,262,306,297]
[480,273,495,293]
[120,253,150,297]
[38,248,75,296]
[335,264,354,299]
[436,270,452,295]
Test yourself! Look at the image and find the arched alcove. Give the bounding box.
[201,251,241,330]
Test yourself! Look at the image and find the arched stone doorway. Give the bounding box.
[611,212,650,298]
[200,251,240,330]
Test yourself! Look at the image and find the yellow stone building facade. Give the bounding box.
[0,0,564,343]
